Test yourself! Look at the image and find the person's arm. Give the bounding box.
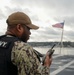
[38,53,52,75]
[11,41,52,75]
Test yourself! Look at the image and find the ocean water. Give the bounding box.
[33,46,74,55]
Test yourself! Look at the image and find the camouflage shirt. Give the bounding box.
[11,41,50,75]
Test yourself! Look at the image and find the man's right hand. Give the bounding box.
[43,54,52,67]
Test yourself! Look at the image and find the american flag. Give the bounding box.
[52,22,64,28]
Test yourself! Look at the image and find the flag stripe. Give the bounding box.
[52,22,64,28]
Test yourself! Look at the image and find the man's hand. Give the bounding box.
[43,54,52,67]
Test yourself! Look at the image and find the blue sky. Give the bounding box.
[0,0,74,42]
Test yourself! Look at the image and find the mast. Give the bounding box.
[60,21,65,54]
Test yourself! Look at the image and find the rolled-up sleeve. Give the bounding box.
[11,41,50,75]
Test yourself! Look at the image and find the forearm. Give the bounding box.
[37,64,50,75]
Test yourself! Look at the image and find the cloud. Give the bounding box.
[0,10,6,19]
[0,0,74,42]
[0,32,5,35]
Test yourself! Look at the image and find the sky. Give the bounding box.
[0,0,74,42]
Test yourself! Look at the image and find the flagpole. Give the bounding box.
[60,27,64,54]
[60,21,65,55]
[52,21,65,55]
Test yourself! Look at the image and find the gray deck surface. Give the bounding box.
[50,55,74,75]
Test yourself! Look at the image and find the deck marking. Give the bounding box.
[50,60,74,75]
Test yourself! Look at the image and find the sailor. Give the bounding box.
[0,12,52,75]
